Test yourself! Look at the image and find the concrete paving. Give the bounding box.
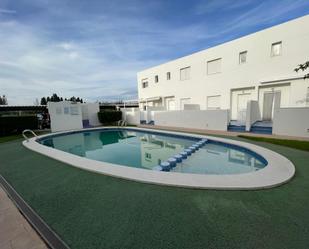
[138,124,309,141]
[0,186,48,249]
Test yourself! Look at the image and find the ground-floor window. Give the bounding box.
[207,95,221,110]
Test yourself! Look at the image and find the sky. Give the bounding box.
[0,0,309,105]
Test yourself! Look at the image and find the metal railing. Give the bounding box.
[117,120,127,127]
[22,129,38,142]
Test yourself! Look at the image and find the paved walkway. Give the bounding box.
[0,186,48,249]
[138,124,309,141]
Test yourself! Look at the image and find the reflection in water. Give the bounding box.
[40,130,267,175]
[172,142,266,175]
[228,149,264,169]
[139,134,191,169]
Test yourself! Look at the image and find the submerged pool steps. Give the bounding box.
[153,139,208,172]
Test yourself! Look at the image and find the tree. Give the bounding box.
[0,95,8,105]
[40,94,83,104]
[295,61,309,79]
[40,97,47,105]
[50,93,61,102]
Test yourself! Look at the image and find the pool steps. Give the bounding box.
[153,139,208,172]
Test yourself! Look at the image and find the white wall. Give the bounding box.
[153,110,229,131]
[245,101,261,131]
[121,108,140,125]
[48,102,83,132]
[137,15,309,118]
[147,106,165,122]
[273,107,309,137]
[82,103,100,126]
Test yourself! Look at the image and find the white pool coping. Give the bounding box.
[22,127,295,190]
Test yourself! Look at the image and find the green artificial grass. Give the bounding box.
[0,134,23,143]
[0,138,309,249]
[0,130,49,144]
[238,135,309,152]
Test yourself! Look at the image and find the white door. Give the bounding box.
[237,93,250,122]
[167,99,175,110]
[263,91,281,121]
[231,88,254,120]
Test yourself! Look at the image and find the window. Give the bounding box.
[271,41,282,57]
[155,75,159,83]
[167,72,171,80]
[180,67,190,81]
[64,107,69,114]
[239,51,247,64]
[207,95,221,109]
[142,78,148,88]
[145,152,152,159]
[207,58,222,74]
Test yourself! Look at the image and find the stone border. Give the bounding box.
[23,127,295,190]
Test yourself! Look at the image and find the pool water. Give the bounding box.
[39,129,267,175]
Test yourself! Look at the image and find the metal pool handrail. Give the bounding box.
[22,129,38,142]
[117,120,127,127]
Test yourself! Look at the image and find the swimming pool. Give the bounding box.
[38,129,267,175]
[23,127,295,189]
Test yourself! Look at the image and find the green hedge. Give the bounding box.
[97,111,122,124]
[0,116,38,136]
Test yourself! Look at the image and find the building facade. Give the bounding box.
[137,15,309,123]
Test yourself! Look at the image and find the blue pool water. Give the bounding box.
[39,129,267,175]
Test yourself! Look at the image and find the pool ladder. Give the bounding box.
[22,129,38,142]
[117,120,127,127]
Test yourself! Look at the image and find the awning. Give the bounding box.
[139,96,162,103]
[260,74,304,84]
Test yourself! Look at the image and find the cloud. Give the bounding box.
[58,42,75,51]
[0,16,151,105]
[194,0,255,15]
[0,0,308,105]
[225,0,309,29]
[0,8,16,14]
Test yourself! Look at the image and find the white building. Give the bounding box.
[137,15,309,129]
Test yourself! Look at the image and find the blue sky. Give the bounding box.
[1,0,309,105]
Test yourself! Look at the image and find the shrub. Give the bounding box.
[97,111,122,124]
[0,116,38,136]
